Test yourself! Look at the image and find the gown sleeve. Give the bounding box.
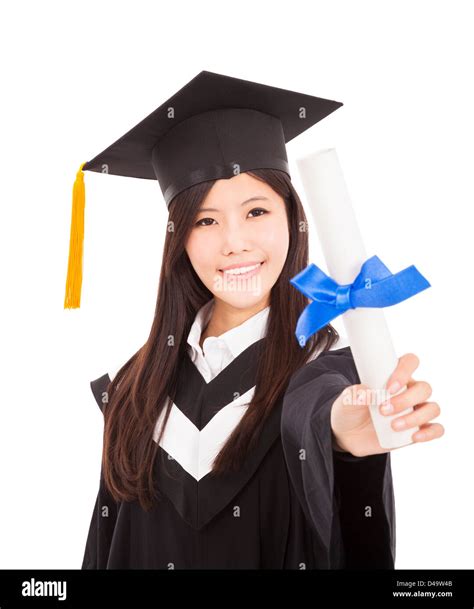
[81,374,120,569]
[280,346,396,569]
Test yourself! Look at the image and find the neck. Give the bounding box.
[199,296,270,348]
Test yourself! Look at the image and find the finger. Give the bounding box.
[379,380,433,415]
[412,422,445,443]
[385,353,420,396]
[391,401,441,431]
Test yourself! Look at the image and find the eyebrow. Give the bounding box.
[197,195,269,213]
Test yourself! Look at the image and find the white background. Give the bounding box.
[0,0,472,569]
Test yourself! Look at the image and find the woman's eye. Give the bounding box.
[195,217,216,227]
[248,208,268,218]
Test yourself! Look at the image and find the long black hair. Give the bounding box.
[101,169,339,510]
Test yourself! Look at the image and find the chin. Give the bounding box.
[212,288,270,310]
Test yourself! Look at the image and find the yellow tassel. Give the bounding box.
[64,163,86,309]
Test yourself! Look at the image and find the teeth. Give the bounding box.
[223,263,261,275]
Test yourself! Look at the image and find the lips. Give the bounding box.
[219,260,263,271]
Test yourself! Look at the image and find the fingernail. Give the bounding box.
[393,418,406,430]
[388,380,401,395]
[380,402,393,414]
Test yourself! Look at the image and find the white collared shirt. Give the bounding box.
[186,299,270,383]
[186,298,349,383]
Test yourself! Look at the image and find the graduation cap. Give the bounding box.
[64,70,343,309]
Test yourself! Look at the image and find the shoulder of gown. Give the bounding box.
[83,364,122,569]
[280,344,396,569]
[89,357,125,413]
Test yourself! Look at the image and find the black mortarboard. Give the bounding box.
[64,70,343,308]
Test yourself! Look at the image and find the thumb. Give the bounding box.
[339,383,374,409]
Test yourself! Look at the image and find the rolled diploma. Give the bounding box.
[296,147,418,449]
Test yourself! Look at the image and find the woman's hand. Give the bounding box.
[330,353,445,457]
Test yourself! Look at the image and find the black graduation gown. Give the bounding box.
[81,339,396,569]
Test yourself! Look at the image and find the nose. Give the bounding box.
[220,221,252,255]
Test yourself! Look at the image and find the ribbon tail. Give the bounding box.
[295,301,341,347]
[352,266,431,308]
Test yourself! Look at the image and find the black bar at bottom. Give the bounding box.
[0,569,472,609]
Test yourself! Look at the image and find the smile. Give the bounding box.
[219,262,264,278]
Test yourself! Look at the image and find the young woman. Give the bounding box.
[81,167,443,570]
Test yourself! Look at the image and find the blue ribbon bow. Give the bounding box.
[290,255,431,347]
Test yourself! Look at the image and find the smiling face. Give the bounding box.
[184,172,290,310]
